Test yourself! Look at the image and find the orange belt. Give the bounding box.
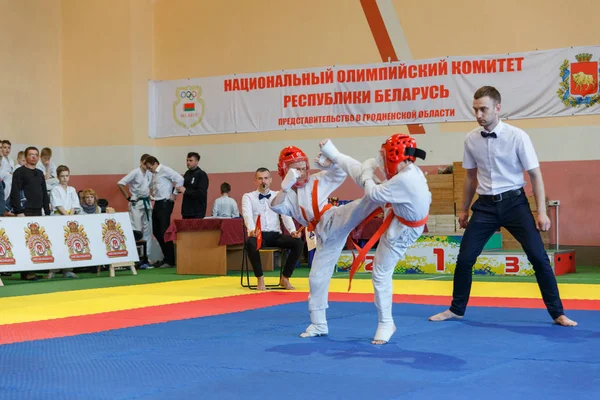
[300,180,333,232]
[347,207,428,291]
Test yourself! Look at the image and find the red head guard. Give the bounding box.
[278,146,310,188]
[380,134,426,179]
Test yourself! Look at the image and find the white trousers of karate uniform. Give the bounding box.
[308,195,381,325]
[129,200,153,259]
[307,152,381,326]
[372,216,424,325]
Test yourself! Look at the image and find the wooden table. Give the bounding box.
[165,218,245,275]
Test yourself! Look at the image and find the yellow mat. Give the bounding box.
[1,277,599,326]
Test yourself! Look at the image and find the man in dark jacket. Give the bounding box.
[11,146,51,281]
[180,152,209,219]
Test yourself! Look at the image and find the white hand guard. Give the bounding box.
[314,153,333,169]
[281,168,299,192]
[319,140,341,163]
[360,158,378,184]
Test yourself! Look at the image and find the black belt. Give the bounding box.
[154,199,173,206]
[479,189,523,202]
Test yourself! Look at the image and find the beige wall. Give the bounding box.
[150,0,397,147]
[62,0,134,147]
[4,0,600,151]
[0,0,62,146]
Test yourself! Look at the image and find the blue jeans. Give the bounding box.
[449,191,564,319]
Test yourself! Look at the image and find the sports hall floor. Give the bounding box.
[1,266,599,399]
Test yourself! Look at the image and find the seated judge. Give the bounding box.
[241,167,303,290]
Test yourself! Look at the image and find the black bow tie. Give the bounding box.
[259,193,271,200]
[481,131,497,139]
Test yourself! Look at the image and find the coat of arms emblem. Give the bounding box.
[557,52,600,107]
[0,228,16,265]
[24,222,54,263]
[64,221,92,261]
[102,218,128,257]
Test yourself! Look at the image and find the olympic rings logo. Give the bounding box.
[180,90,197,100]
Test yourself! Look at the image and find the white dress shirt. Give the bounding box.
[242,189,296,234]
[118,167,152,199]
[0,156,16,200]
[463,120,539,195]
[150,164,184,201]
[50,185,81,214]
[212,195,240,218]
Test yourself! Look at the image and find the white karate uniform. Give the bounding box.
[49,184,81,276]
[118,167,153,257]
[36,160,59,192]
[320,140,431,340]
[0,156,16,201]
[271,163,380,332]
[362,162,431,329]
[50,185,82,215]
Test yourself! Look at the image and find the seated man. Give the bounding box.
[212,182,240,218]
[241,167,304,290]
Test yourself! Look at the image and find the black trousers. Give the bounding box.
[152,200,175,265]
[246,232,304,278]
[450,191,564,319]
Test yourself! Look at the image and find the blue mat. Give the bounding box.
[0,303,599,400]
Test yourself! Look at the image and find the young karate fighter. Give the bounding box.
[270,146,380,338]
[319,134,431,344]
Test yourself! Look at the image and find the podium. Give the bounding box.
[165,218,245,275]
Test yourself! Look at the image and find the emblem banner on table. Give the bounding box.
[149,45,600,138]
[0,213,139,273]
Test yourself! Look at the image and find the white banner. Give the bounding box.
[0,213,139,273]
[149,45,600,138]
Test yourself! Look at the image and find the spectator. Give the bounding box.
[47,167,80,279]
[11,146,50,281]
[212,182,240,218]
[0,140,15,207]
[50,165,81,215]
[36,147,58,192]
[80,188,114,214]
[15,151,26,167]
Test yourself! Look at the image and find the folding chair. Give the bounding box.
[240,224,288,290]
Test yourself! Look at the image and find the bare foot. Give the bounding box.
[256,276,266,291]
[553,315,578,327]
[428,309,463,321]
[372,324,396,345]
[279,276,295,290]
